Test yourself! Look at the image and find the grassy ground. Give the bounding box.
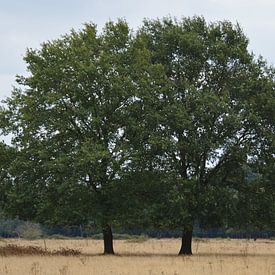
[0,238,274,275]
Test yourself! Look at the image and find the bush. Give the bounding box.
[15,222,43,239]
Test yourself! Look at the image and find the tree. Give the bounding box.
[0,17,274,256]
[0,20,166,254]
[132,17,275,254]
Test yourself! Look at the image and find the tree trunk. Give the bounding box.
[179,229,193,255]
[103,224,115,255]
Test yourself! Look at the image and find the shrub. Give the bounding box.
[15,222,43,239]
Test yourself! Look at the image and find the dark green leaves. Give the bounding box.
[0,17,274,234]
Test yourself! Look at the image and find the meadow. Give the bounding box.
[0,238,274,275]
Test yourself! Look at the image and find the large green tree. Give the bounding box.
[0,20,166,254]
[131,17,275,254]
[0,17,274,256]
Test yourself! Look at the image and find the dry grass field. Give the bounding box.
[0,237,274,275]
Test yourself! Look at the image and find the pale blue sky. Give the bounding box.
[1,0,275,101]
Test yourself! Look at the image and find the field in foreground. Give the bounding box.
[0,238,275,275]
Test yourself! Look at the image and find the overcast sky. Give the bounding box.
[1,0,275,101]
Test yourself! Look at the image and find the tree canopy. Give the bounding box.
[130,17,275,254]
[0,16,274,255]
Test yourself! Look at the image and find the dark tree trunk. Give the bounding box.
[179,229,193,255]
[103,224,114,255]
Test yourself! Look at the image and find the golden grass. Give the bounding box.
[0,238,274,275]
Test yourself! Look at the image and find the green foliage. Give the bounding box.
[129,16,275,230]
[0,143,15,213]
[0,16,274,236]
[0,19,168,230]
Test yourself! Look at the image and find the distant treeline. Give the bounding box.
[0,219,274,240]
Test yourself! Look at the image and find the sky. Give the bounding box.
[0,0,275,101]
